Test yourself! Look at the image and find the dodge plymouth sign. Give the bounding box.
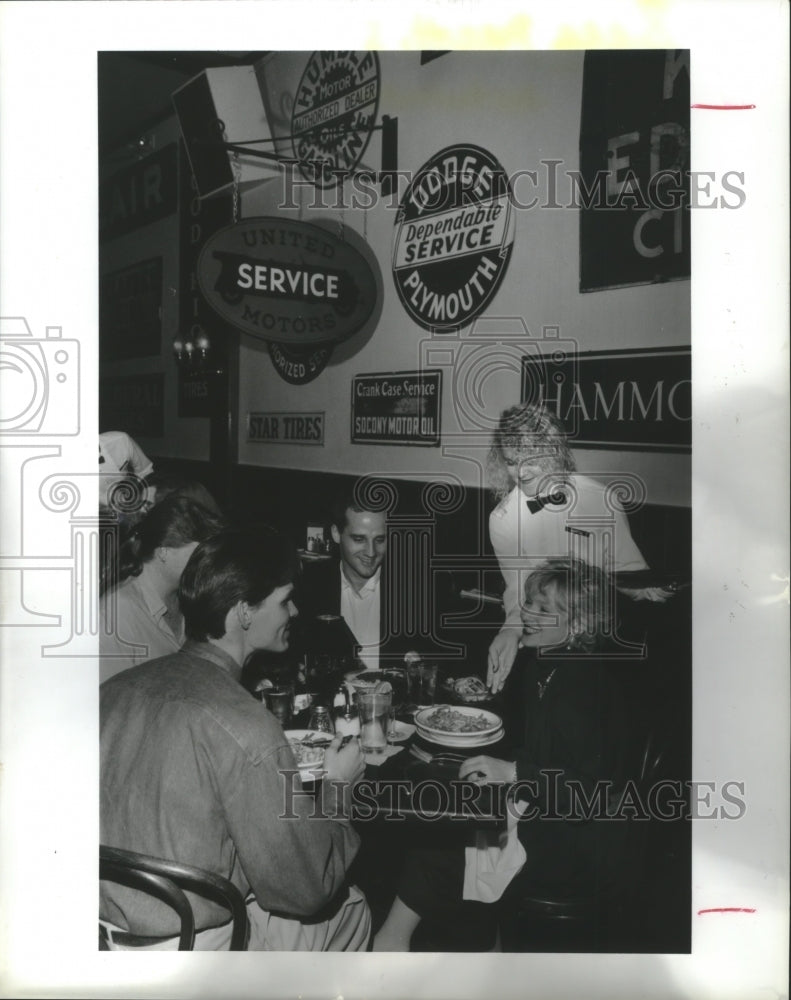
[392,144,515,332]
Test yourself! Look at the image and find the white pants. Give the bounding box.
[102,885,371,952]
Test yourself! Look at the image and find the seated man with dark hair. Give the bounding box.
[296,487,412,671]
[100,526,371,951]
[99,494,226,681]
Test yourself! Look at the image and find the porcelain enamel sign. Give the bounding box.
[197,216,380,348]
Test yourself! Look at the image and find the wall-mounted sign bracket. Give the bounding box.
[196,115,399,194]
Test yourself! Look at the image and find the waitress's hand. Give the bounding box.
[459,755,516,785]
[324,734,365,785]
[487,630,521,693]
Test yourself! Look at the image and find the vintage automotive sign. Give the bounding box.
[392,144,515,331]
[268,341,333,386]
[247,411,325,444]
[291,51,380,187]
[197,216,381,348]
[351,370,442,446]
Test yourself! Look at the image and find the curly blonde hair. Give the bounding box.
[523,558,612,651]
[487,402,575,502]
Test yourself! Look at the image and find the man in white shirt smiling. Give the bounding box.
[333,504,387,668]
[296,488,394,671]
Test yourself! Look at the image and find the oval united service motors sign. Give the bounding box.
[392,143,515,332]
[197,216,380,348]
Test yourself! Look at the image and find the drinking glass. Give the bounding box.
[357,690,392,754]
[387,706,405,745]
[383,667,408,709]
[264,685,294,727]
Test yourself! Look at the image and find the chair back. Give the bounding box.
[99,845,250,950]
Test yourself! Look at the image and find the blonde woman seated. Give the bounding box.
[374,558,636,952]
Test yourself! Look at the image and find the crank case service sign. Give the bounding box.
[392,144,515,332]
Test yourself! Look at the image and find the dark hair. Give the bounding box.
[329,483,388,532]
[179,526,299,642]
[523,557,612,650]
[146,473,223,517]
[116,494,226,585]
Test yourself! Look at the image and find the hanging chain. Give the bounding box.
[231,150,241,223]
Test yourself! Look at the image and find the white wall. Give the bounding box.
[100,52,690,504]
[235,50,690,506]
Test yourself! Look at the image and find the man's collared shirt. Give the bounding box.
[100,573,183,683]
[339,564,381,669]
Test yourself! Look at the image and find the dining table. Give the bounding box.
[288,682,514,824]
[287,673,518,938]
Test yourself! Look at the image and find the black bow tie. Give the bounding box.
[526,492,567,514]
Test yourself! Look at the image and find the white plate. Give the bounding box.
[414,705,503,738]
[417,726,505,749]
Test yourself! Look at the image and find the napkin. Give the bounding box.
[462,796,528,903]
[364,745,405,767]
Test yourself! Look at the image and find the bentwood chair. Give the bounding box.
[99,845,250,950]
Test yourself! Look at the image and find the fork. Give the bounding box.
[409,745,466,765]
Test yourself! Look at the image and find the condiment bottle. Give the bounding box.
[333,685,360,737]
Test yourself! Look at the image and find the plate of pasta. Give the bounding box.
[414,705,502,739]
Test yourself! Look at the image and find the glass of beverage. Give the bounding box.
[387,706,405,745]
[264,685,294,727]
[383,667,408,709]
[357,690,392,754]
[419,663,438,704]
